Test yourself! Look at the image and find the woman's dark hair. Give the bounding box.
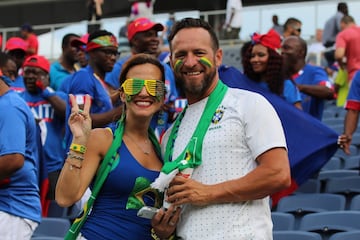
[119,53,165,86]
[168,18,219,52]
[243,45,284,96]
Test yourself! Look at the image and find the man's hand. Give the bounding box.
[166,176,213,206]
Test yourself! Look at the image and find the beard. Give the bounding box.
[175,66,217,99]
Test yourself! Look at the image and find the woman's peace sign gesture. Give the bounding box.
[68,94,92,143]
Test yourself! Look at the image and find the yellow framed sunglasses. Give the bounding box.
[121,78,165,99]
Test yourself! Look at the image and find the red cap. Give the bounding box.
[71,33,89,49]
[127,17,164,41]
[251,29,281,51]
[5,37,27,52]
[23,55,50,73]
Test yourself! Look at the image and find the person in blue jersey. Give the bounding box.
[0,70,41,239]
[49,33,80,90]
[20,55,67,200]
[4,37,27,93]
[242,28,302,109]
[105,17,179,140]
[63,30,123,151]
[282,36,335,120]
[56,54,180,240]
[0,53,17,88]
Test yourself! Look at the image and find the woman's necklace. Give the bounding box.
[125,133,151,155]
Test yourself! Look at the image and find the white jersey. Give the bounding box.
[162,87,286,240]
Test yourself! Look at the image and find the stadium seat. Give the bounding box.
[32,217,70,238]
[317,169,359,181]
[299,211,360,239]
[295,179,321,194]
[271,212,295,231]
[273,230,322,240]
[321,156,342,171]
[31,237,64,240]
[349,194,360,210]
[323,176,360,207]
[276,193,346,229]
[328,230,360,240]
[342,155,360,170]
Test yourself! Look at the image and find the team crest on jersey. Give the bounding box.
[212,107,225,124]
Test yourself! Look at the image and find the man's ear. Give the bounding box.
[215,48,223,68]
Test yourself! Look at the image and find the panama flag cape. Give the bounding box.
[218,65,338,206]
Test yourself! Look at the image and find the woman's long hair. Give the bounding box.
[242,45,285,96]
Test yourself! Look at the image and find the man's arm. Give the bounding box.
[297,84,334,99]
[335,47,346,69]
[167,147,291,206]
[0,154,24,181]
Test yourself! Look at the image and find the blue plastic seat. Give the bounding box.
[295,179,321,194]
[329,230,360,240]
[271,212,295,231]
[321,156,342,171]
[349,194,360,210]
[32,217,70,238]
[273,230,322,240]
[276,193,346,229]
[299,211,360,239]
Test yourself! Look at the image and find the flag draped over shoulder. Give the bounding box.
[218,65,338,205]
[35,123,50,217]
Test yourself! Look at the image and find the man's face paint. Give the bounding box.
[199,57,213,68]
[174,59,183,73]
[121,78,165,102]
[173,57,213,73]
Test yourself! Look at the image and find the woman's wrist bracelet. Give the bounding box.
[67,151,84,161]
[65,159,82,170]
[69,143,86,154]
[151,228,175,240]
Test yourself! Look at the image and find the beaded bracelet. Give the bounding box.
[69,143,86,154]
[67,152,84,161]
[66,159,82,170]
[151,228,175,240]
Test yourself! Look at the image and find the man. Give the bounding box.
[63,30,123,151]
[105,17,178,139]
[282,17,302,38]
[20,55,67,200]
[335,15,360,85]
[0,69,41,238]
[71,33,90,70]
[322,2,348,66]
[20,23,39,57]
[151,18,291,240]
[4,37,27,93]
[223,0,243,40]
[338,71,360,155]
[282,36,334,120]
[271,14,283,36]
[49,33,80,90]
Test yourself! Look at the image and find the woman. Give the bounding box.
[56,54,179,240]
[242,29,302,109]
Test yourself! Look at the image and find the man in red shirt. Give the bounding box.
[20,23,39,57]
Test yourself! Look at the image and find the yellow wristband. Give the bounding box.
[70,143,86,154]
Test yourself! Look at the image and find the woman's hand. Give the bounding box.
[68,94,92,143]
[151,205,181,239]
